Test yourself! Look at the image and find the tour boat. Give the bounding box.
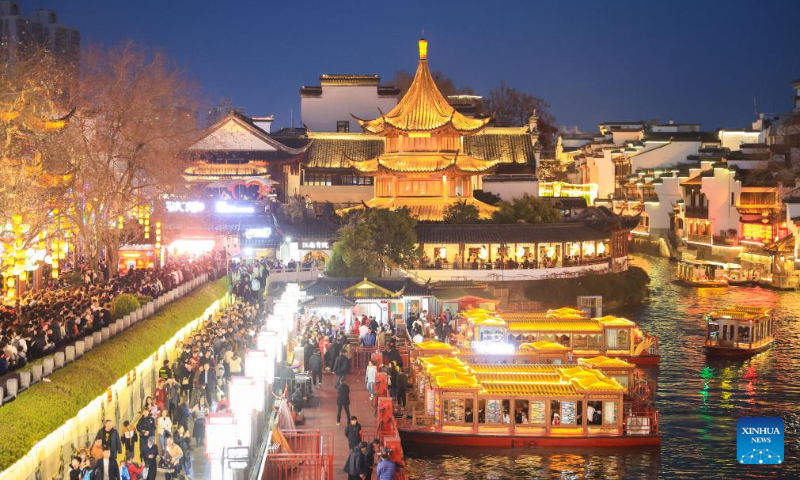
[673,259,728,288]
[704,306,775,357]
[725,266,759,287]
[399,343,661,448]
[454,307,660,366]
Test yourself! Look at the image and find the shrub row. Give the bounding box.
[0,278,230,472]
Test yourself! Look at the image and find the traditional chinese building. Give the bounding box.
[182,112,309,202]
[338,38,528,221]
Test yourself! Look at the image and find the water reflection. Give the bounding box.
[405,256,800,479]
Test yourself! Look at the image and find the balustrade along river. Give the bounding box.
[404,255,800,479]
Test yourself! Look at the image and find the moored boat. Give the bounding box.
[704,306,775,357]
[674,259,729,288]
[400,345,661,448]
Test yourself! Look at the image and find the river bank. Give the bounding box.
[510,265,650,311]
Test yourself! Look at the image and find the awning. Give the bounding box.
[302,295,355,309]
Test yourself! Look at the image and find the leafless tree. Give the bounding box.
[63,42,200,271]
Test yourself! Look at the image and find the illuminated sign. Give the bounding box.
[165,200,205,213]
[215,201,255,214]
[244,227,272,239]
[301,241,329,249]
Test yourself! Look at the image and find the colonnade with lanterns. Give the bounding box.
[417,240,612,270]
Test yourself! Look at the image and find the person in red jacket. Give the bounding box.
[122,453,145,480]
[153,379,168,412]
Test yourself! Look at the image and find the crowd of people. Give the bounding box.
[293,312,404,479]
[0,256,221,375]
[67,299,260,480]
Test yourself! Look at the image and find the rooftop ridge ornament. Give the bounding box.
[419,37,428,60]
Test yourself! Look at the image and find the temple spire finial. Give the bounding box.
[419,37,428,60]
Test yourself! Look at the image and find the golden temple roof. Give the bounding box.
[355,39,491,135]
[350,152,501,174]
[546,307,588,318]
[481,382,581,397]
[342,196,497,222]
[578,356,634,369]
[415,340,459,352]
[507,320,603,333]
[596,315,636,327]
[419,355,465,366]
[519,341,570,351]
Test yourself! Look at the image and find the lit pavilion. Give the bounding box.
[344,39,515,221]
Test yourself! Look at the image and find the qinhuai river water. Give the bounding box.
[404,255,800,479]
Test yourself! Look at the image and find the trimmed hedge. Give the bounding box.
[0,278,230,472]
[110,293,141,320]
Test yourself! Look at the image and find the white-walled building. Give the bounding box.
[300,74,400,133]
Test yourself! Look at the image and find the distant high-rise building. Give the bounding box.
[0,2,79,65]
[206,98,246,127]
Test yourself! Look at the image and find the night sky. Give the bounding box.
[29,0,800,131]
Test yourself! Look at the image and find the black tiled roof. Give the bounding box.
[305,137,385,169]
[463,132,536,164]
[302,295,355,308]
[543,197,588,209]
[415,223,609,244]
[644,131,720,143]
[302,277,429,297]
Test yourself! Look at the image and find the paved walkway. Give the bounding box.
[300,371,378,480]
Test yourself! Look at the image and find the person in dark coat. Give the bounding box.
[344,416,362,449]
[342,443,369,480]
[140,436,158,480]
[336,379,351,426]
[95,420,122,463]
[333,351,349,390]
[396,368,408,409]
[135,409,156,457]
[94,447,120,480]
[197,362,217,404]
[308,350,322,387]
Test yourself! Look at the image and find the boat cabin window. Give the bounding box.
[444,397,473,423]
[587,401,603,425]
[529,401,546,425]
[514,400,529,424]
[479,399,509,424]
[606,329,630,349]
[603,401,618,425]
[573,334,602,349]
[551,400,582,425]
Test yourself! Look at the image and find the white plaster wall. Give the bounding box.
[649,177,683,230]
[701,168,741,234]
[630,141,700,171]
[611,130,643,145]
[786,204,800,257]
[595,154,615,200]
[719,130,764,151]
[482,180,540,201]
[301,86,398,132]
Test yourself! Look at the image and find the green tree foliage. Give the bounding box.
[443,201,482,224]
[327,208,420,277]
[110,293,141,319]
[491,194,562,224]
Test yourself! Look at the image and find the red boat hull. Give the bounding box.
[399,428,662,448]
[627,355,660,366]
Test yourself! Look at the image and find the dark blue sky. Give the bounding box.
[31,0,800,131]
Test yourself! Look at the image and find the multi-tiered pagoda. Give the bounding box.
[347,39,505,221]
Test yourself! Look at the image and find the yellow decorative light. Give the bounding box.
[479,246,488,260]
[418,38,428,60]
[439,247,447,259]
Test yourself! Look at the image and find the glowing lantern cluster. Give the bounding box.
[155,221,162,250]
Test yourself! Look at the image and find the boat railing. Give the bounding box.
[704,337,772,349]
[623,409,659,436]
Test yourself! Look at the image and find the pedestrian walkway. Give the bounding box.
[299,372,378,480]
